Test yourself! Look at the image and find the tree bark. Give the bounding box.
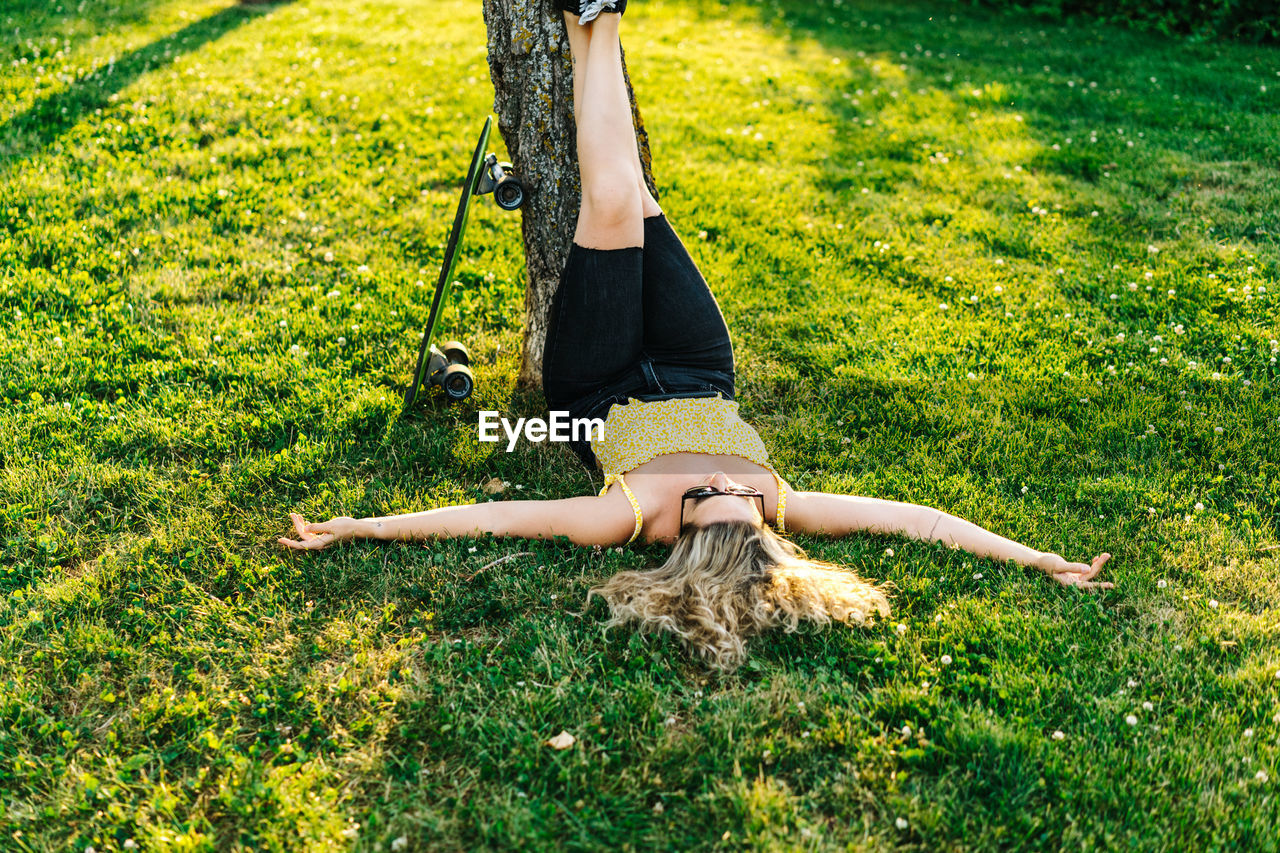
[481,0,658,389]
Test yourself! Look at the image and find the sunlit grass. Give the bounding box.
[1,0,1278,849]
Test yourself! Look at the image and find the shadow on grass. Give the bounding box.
[0,0,172,43]
[740,0,1278,246]
[0,0,296,172]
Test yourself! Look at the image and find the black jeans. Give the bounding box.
[543,214,735,467]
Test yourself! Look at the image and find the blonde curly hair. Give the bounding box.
[588,520,892,670]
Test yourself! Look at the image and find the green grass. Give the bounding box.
[2,0,1279,849]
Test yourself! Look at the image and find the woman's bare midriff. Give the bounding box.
[606,452,788,544]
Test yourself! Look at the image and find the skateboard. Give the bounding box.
[403,115,527,410]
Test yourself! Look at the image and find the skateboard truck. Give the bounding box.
[425,340,473,402]
[477,155,528,211]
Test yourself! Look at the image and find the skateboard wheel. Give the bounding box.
[494,177,525,211]
[439,340,470,366]
[441,363,474,401]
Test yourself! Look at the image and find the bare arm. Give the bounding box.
[785,492,1113,589]
[279,493,637,550]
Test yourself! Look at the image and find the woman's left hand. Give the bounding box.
[278,513,357,551]
[1035,552,1114,590]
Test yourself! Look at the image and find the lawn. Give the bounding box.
[1,0,1278,849]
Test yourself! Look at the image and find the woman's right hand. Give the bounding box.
[278,513,358,551]
[1034,551,1114,590]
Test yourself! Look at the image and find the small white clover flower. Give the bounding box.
[324,251,334,262]
[973,572,983,580]
[1125,715,1138,726]
[902,725,912,737]
[1209,599,1219,609]
[1021,486,1029,494]
[939,303,948,310]
[1257,771,1269,783]
[896,623,908,635]
[1052,730,1065,740]
[895,818,909,830]
[940,654,952,665]
[392,837,408,852]
[1142,701,1154,711]
[885,548,894,556]
[1128,679,1138,688]
[1195,502,1205,512]
[1157,579,1167,588]
[1244,728,1254,738]
[337,336,346,346]
[279,319,288,328]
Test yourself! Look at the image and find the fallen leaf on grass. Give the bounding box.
[546,731,576,750]
[482,477,506,496]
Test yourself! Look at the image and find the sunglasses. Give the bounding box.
[680,484,765,528]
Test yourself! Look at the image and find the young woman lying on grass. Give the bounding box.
[281,1,1113,670]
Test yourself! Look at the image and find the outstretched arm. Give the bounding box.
[279,493,637,551]
[785,492,1113,589]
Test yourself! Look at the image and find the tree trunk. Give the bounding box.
[481,0,658,389]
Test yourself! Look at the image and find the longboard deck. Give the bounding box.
[403,116,494,411]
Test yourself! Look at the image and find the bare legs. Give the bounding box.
[563,11,661,249]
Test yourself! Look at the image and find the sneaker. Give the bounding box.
[555,0,626,26]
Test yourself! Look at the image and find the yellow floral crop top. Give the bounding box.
[592,396,787,544]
